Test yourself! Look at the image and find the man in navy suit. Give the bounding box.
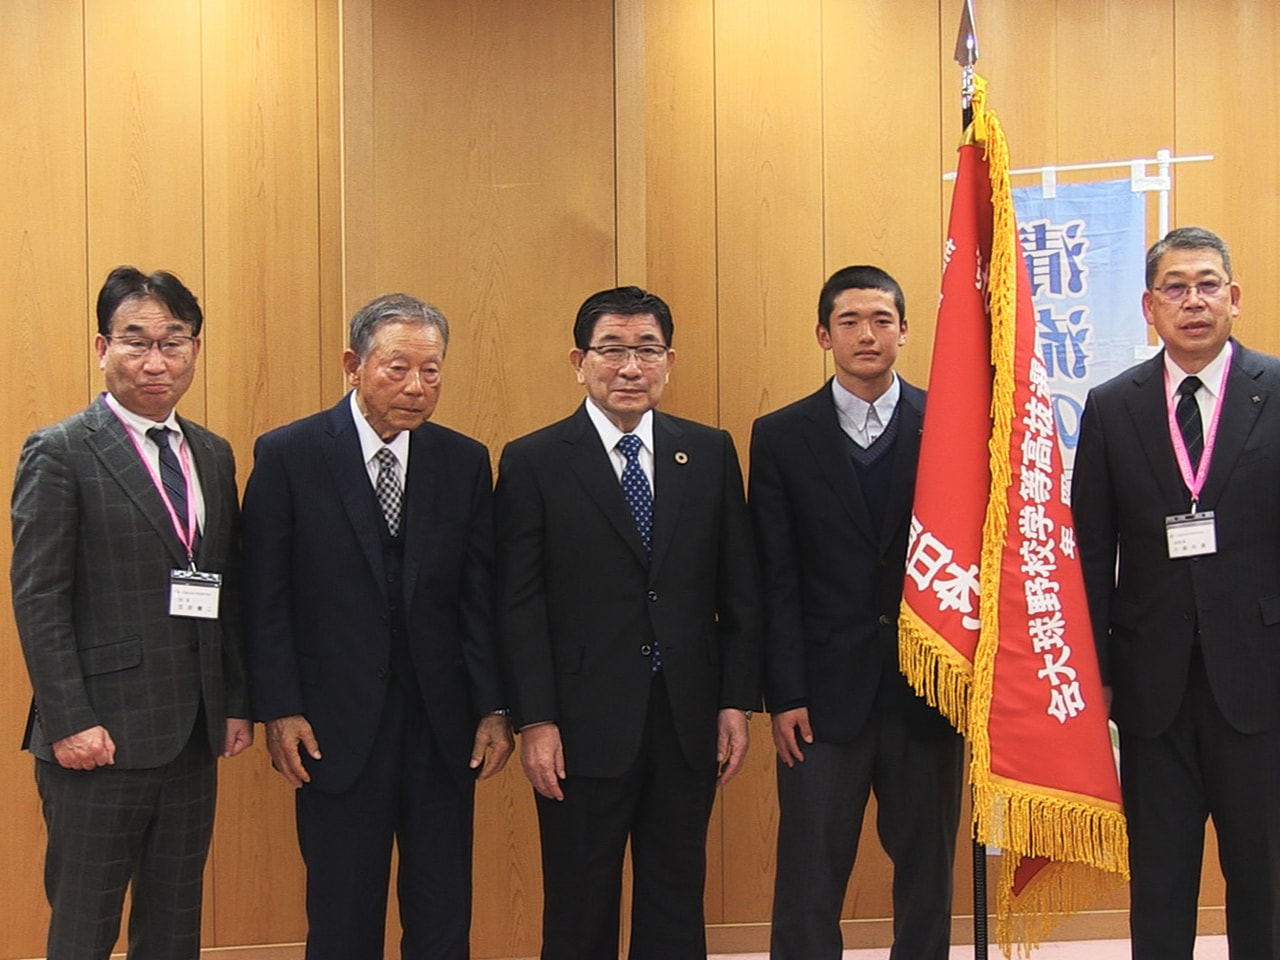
[496,286,760,960]
[1073,227,1280,959]
[749,266,963,960]
[12,266,251,960]
[243,294,512,960]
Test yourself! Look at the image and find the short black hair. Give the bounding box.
[817,265,905,329]
[96,266,203,337]
[573,286,674,350]
[1145,226,1233,288]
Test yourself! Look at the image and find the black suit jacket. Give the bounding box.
[495,403,761,778]
[11,395,246,767]
[749,378,946,743]
[242,395,504,794]
[1073,342,1280,737]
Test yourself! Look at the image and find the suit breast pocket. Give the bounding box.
[79,636,142,677]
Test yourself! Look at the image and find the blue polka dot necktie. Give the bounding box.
[617,433,660,671]
[617,434,652,553]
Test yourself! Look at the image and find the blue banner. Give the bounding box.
[1013,179,1147,462]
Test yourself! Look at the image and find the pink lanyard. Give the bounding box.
[111,404,199,564]
[1164,344,1231,511]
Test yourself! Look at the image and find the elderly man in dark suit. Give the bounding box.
[749,265,963,960]
[1073,226,1280,960]
[242,293,512,960]
[496,285,760,960]
[11,266,251,960]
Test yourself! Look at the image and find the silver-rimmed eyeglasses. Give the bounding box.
[585,344,669,366]
[106,336,197,359]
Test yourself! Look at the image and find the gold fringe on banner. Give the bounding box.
[898,602,973,734]
[963,74,1130,957]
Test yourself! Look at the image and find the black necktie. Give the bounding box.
[374,447,403,537]
[147,426,189,533]
[1176,376,1204,472]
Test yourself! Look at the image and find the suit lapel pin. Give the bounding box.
[674,451,689,465]
[1253,395,1261,403]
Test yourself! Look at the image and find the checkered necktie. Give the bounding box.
[1176,376,1204,472]
[374,446,403,537]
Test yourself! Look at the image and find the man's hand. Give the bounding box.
[520,722,566,801]
[771,706,813,768]
[222,718,254,758]
[265,715,321,788]
[52,725,116,770]
[716,709,751,786]
[470,713,514,781]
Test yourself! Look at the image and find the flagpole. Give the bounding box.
[953,3,988,957]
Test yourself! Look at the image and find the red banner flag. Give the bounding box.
[899,76,1129,952]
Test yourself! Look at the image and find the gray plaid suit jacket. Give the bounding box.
[11,394,247,767]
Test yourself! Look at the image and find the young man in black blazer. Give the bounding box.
[750,265,963,960]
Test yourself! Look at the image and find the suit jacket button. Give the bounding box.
[878,614,892,626]
[647,590,658,602]
[640,644,652,656]
[376,668,388,680]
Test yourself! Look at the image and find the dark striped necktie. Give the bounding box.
[1176,375,1204,472]
[147,426,188,529]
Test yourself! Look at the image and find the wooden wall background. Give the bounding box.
[2,1,1276,957]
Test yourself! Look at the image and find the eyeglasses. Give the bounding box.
[585,344,669,366]
[107,335,197,359]
[1151,279,1228,302]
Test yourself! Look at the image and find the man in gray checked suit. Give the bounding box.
[11,266,251,960]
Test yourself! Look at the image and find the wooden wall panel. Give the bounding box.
[366,0,617,455]
[84,0,207,426]
[1173,0,1280,358]
[712,0,826,928]
[713,0,827,463]
[201,0,330,947]
[623,0,719,426]
[0,4,88,957]
[823,0,944,415]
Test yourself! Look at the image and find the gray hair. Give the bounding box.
[1146,226,1233,289]
[348,293,450,358]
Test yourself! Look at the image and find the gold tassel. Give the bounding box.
[898,605,973,734]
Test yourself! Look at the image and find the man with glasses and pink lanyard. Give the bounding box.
[1073,227,1280,960]
[11,266,250,960]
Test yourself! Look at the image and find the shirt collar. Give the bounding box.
[1164,340,1233,402]
[103,391,182,437]
[831,373,900,429]
[584,398,655,454]
[349,390,411,467]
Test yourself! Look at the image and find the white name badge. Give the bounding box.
[170,569,222,619]
[1166,511,1217,559]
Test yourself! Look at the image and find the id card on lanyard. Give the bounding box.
[1164,345,1231,560]
[112,407,222,619]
